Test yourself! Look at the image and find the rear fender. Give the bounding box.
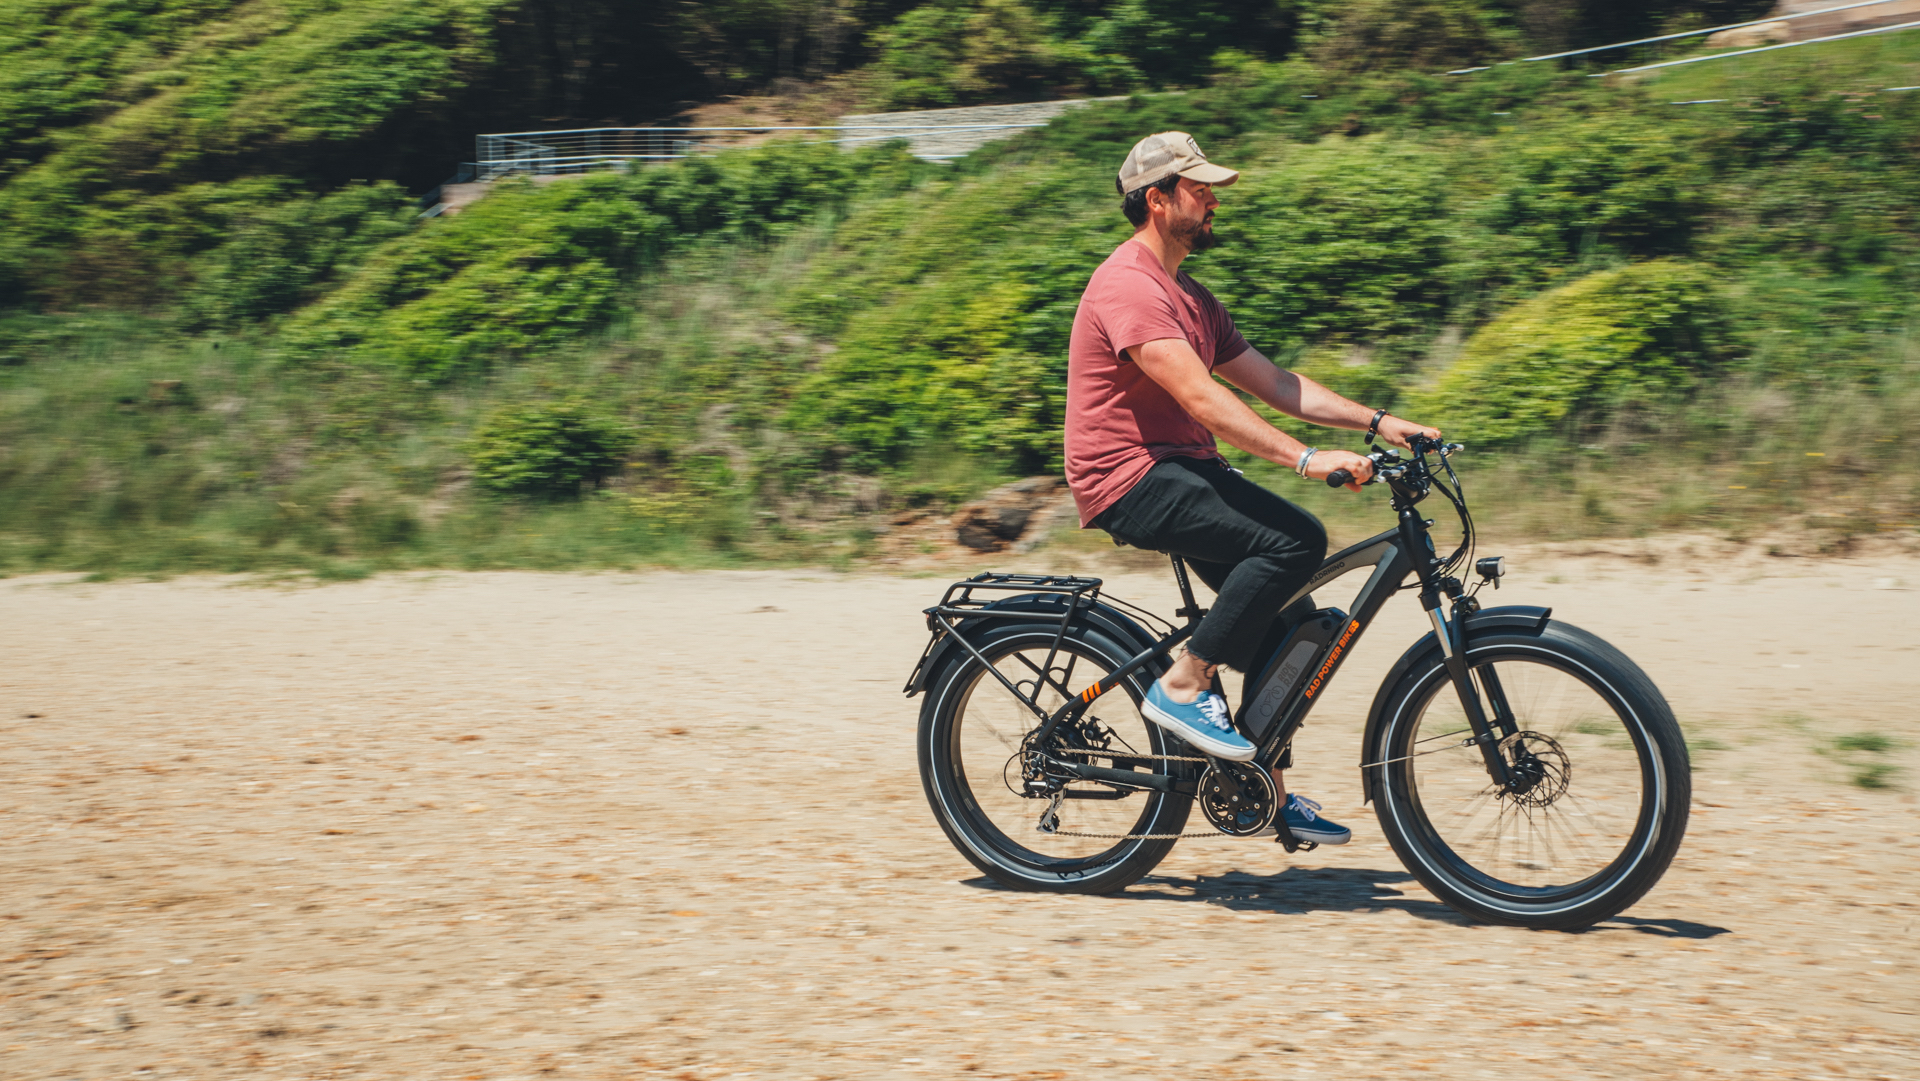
[904,593,1164,699]
[1356,605,1553,801]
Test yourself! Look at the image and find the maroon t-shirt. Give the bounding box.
[1065,239,1250,525]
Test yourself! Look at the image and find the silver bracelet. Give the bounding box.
[1295,447,1319,478]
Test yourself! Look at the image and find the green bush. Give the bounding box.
[1207,134,1453,348]
[1456,114,1709,307]
[1079,0,1299,88]
[868,0,1101,108]
[865,0,1314,109]
[280,140,924,380]
[782,161,1122,472]
[179,181,414,328]
[1306,0,1521,75]
[467,399,636,500]
[0,0,515,306]
[1417,260,1735,444]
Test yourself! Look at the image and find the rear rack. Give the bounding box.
[904,572,1104,701]
[933,571,1105,612]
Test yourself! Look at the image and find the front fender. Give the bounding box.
[1357,605,1553,801]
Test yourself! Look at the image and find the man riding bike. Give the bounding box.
[1065,132,1442,847]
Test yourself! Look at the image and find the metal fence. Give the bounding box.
[1443,0,1912,77]
[473,122,1049,178]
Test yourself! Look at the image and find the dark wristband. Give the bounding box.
[1366,408,1389,444]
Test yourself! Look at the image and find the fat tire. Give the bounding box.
[1367,620,1690,930]
[918,621,1190,894]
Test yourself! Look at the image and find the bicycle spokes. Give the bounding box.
[1408,660,1648,888]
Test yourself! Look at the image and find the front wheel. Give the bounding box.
[1368,621,1690,930]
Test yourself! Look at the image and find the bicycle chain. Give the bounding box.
[1035,751,1245,840]
[1044,732,1549,837]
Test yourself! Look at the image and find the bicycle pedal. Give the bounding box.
[1271,817,1316,854]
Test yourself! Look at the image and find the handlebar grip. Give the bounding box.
[1326,469,1353,488]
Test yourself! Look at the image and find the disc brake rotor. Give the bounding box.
[1498,731,1572,808]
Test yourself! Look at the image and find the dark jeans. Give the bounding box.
[1092,456,1328,676]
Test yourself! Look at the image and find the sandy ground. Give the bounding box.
[2,548,1918,1080]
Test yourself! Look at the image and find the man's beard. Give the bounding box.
[1175,213,1217,253]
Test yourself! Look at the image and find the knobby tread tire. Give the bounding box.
[917,620,1189,894]
[1367,620,1691,930]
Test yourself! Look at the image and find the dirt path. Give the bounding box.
[2,552,1917,1080]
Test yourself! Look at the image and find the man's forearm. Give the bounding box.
[1216,348,1380,431]
[1290,372,1378,431]
[1186,383,1309,468]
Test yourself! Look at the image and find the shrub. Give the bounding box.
[180,181,414,329]
[868,0,1098,108]
[781,162,1119,472]
[1416,260,1735,444]
[280,140,922,380]
[466,399,636,500]
[1306,0,1522,76]
[1457,114,1709,305]
[1206,134,1454,349]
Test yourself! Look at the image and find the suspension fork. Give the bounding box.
[1420,592,1514,788]
[1401,507,1516,789]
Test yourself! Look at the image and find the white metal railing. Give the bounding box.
[1599,17,1920,75]
[1447,0,1919,74]
[474,122,1050,177]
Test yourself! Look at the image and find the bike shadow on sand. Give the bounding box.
[1134,867,1473,923]
[967,866,1470,924]
[965,870,1734,937]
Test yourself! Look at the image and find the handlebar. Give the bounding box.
[1322,438,1464,489]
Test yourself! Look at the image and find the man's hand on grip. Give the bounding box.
[1377,415,1441,451]
[1308,449,1374,492]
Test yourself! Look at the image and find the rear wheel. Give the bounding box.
[918,621,1191,894]
[1368,622,1690,930]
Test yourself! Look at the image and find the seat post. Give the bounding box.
[1170,555,1203,623]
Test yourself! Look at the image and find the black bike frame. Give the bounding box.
[1011,500,1520,792]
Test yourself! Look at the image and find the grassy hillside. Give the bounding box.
[2,9,1917,577]
[1,0,1778,309]
[0,0,1339,310]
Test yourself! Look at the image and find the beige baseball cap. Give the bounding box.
[1116,131,1240,195]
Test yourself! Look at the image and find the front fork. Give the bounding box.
[1421,587,1521,788]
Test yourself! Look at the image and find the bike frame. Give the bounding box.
[920,452,1526,796]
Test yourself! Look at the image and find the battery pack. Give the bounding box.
[1240,608,1347,742]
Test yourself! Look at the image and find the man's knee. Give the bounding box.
[1257,515,1325,574]
[1299,517,1329,563]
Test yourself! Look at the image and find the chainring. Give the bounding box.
[1198,761,1277,836]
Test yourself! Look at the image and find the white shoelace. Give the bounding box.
[1288,795,1322,822]
[1195,693,1233,733]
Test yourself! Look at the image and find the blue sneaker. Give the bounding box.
[1278,794,1350,846]
[1141,681,1256,761]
